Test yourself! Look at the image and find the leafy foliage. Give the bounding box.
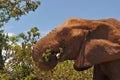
[34,61,93,80]
[0,0,40,27]
[0,0,40,72]
[1,27,40,80]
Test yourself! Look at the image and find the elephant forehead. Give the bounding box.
[71,29,83,37]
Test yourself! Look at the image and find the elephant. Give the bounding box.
[33,18,120,80]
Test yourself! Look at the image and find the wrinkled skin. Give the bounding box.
[33,18,120,80]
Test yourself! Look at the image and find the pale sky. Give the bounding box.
[4,0,120,36]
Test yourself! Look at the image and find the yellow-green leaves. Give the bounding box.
[40,49,52,62]
[56,48,63,59]
[59,48,63,53]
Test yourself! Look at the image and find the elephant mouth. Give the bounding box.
[40,48,64,63]
[35,48,64,71]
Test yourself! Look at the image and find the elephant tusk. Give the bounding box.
[56,53,61,59]
[56,48,64,59]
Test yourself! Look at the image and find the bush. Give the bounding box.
[34,61,93,80]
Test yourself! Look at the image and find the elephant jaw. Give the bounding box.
[73,62,92,71]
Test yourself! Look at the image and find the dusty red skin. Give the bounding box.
[33,18,120,80]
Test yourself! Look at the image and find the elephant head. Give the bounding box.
[33,18,120,71]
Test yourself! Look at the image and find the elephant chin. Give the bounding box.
[35,58,58,71]
[36,61,58,71]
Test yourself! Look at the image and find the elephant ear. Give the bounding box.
[74,39,120,71]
